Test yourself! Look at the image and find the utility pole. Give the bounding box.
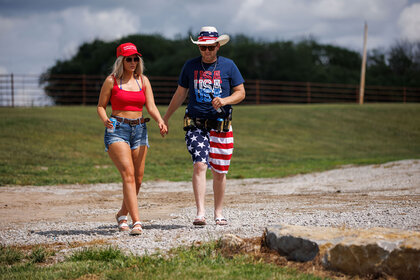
[359,22,368,104]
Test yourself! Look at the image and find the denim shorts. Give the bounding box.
[104,118,149,152]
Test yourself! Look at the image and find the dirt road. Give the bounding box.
[0,159,419,255]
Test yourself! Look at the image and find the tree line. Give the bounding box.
[40,33,420,104]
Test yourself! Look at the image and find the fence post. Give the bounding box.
[256,80,260,104]
[403,87,406,103]
[306,82,311,103]
[82,74,86,105]
[356,87,359,103]
[11,73,14,108]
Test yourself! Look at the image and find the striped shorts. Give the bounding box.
[185,126,234,174]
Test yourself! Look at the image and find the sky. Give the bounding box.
[1,0,420,75]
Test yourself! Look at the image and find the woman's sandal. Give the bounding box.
[193,216,206,226]
[116,214,130,232]
[130,221,143,235]
[215,217,228,226]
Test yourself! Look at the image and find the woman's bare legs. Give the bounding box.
[107,142,141,223]
[118,146,148,218]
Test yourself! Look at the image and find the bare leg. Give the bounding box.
[108,142,140,223]
[119,146,148,218]
[192,162,207,217]
[212,168,226,219]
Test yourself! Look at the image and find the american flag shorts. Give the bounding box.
[185,126,234,174]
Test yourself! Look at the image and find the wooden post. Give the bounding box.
[256,80,260,104]
[11,73,14,108]
[306,82,311,103]
[403,87,406,103]
[359,22,368,104]
[82,74,86,105]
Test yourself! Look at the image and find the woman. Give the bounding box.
[97,42,167,235]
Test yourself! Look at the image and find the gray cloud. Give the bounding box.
[0,0,419,74]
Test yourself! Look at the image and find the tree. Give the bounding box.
[40,34,420,105]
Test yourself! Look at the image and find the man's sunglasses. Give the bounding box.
[125,57,140,63]
[199,45,217,51]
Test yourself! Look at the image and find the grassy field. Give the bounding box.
[0,242,327,280]
[1,103,419,185]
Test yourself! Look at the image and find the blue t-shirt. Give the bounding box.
[178,56,244,119]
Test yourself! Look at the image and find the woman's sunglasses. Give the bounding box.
[199,45,217,51]
[125,57,140,63]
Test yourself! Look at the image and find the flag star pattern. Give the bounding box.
[185,127,234,173]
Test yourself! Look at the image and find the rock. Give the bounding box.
[220,234,245,249]
[265,225,420,280]
[265,225,319,262]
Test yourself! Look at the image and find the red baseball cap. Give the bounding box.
[116,42,142,57]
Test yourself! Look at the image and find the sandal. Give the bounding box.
[215,217,228,226]
[130,221,143,235]
[193,216,206,226]
[116,214,130,232]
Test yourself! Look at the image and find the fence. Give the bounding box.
[1,74,419,107]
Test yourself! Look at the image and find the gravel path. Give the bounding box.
[1,159,419,259]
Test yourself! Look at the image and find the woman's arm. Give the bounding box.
[97,76,114,129]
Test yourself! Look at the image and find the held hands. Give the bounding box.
[162,117,170,136]
[158,121,168,137]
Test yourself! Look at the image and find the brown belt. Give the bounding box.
[111,115,150,126]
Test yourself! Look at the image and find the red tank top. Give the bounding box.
[110,75,146,111]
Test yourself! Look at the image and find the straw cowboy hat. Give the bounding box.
[190,26,230,46]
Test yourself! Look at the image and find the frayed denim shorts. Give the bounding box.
[104,118,149,152]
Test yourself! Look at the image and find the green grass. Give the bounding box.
[1,104,419,185]
[0,243,327,280]
[0,244,54,267]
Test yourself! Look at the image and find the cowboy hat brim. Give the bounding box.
[190,34,230,46]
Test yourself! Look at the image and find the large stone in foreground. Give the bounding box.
[265,225,420,280]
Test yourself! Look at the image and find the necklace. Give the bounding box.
[201,58,217,72]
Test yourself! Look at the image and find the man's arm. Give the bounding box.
[163,85,188,133]
[211,84,245,111]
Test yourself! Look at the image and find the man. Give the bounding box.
[163,26,245,226]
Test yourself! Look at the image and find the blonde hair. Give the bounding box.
[111,55,145,79]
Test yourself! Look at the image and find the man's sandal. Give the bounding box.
[130,221,143,235]
[116,214,130,232]
[215,217,228,226]
[193,216,206,226]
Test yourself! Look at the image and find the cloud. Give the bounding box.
[228,0,410,50]
[0,65,7,74]
[0,5,139,74]
[309,0,407,20]
[0,0,417,74]
[398,3,420,41]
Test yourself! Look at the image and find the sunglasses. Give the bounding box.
[199,45,217,51]
[125,57,140,63]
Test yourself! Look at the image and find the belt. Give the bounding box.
[193,118,219,130]
[111,115,150,126]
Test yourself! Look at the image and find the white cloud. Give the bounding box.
[228,0,410,50]
[0,6,139,74]
[309,0,407,21]
[0,66,8,74]
[398,3,420,41]
[0,0,417,74]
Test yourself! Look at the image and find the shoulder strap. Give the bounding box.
[136,74,144,91]
[112,75,118,86]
